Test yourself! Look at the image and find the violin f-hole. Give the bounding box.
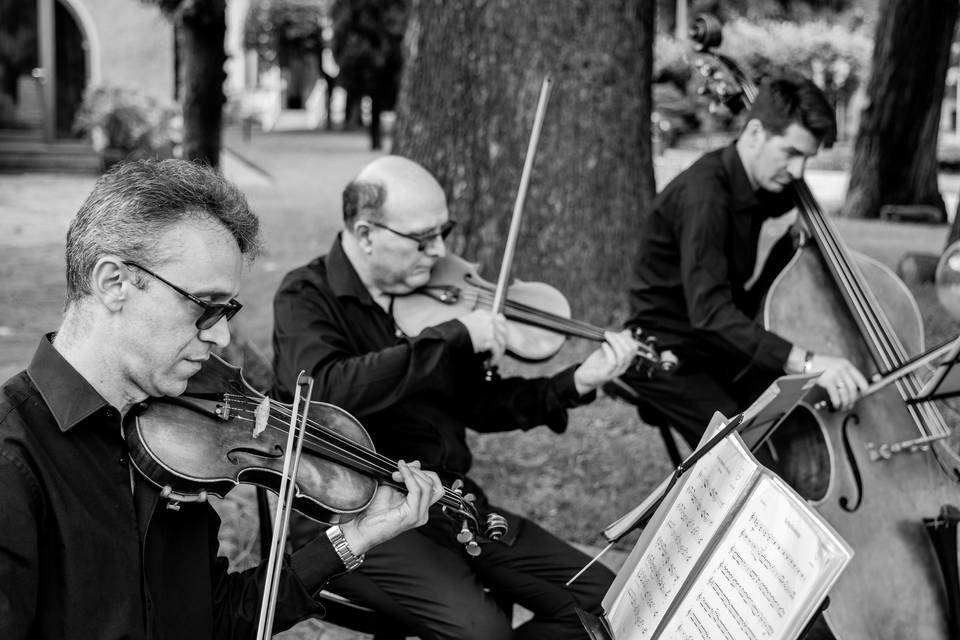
[227,444,284,465]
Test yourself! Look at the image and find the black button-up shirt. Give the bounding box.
[627,143,795,379]
[272,236,592,491]
[0,335,343,640]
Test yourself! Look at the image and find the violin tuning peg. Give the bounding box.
[659,350,678,373]
[484,513,508,541]
[462,492,476,505]
[456,524,475,545]
[465,541,481,557]
[450,479,464,493]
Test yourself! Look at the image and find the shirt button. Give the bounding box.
[118,456,127,466]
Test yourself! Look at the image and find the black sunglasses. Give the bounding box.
[366,219,456,252]
[123,261,243,330]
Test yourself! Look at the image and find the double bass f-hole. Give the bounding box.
[838,413,864,513]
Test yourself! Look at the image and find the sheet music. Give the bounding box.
[606,432,759,640]
[658,475,848,640]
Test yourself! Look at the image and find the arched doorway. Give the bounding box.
[0,0,41,130]
[0,0,89,139]
[54,0,86,136]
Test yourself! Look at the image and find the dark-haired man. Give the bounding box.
[272,155,640,639]
[0,159,443,640]
[616,75,868,449]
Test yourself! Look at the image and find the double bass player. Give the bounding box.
[615,74,869,450]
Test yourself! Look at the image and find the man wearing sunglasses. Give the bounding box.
[0,159,445,640]
[272,155,640,640]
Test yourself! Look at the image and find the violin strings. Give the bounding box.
[452,287,608,341]
[222,394,469,510]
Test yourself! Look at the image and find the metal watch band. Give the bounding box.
[802,349,815,374]
[326,525,365,571]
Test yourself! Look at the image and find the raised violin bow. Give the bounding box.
[485,74,553,380]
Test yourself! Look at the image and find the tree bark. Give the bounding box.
[843,0,958,221]
[394,0,655,327]
[179,0,226,168]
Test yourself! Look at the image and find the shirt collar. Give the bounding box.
[722,142,762,213]
[325,233,379,307]
[26,333,112,432]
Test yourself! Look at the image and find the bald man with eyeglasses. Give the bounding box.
[271,155,640,640]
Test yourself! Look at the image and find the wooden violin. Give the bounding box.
[125,354,506,556]
[391,253,678,373]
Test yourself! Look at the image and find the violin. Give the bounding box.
[391,253,677,373]
[125,354,506,556]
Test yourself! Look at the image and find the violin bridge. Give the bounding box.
[253,396,270,438]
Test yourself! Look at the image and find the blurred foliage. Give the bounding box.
[719,18,872,106]
[331,0,407,110]
[690,0,874,25]
[72,85,180,154]
[650,17,872,147]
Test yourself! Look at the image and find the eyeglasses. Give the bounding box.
[123,261,243,330]
[365,219,456,252]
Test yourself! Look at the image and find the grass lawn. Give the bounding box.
[2,125,960,639]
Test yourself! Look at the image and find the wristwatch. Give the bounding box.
[326,525,365,571]
[802,350,815,374]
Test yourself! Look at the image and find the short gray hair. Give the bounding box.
[342,179,386,230]
[64,159,261,305]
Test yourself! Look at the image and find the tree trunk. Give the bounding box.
[394,0,655,327]
[179,0,226,168]
[843,0,958,221]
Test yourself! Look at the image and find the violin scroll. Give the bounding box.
[630,328,678,374]
[445,478,507,556]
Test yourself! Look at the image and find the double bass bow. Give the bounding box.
[690,14,960,639]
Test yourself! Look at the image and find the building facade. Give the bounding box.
[0,0,174,142]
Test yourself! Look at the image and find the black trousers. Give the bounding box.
[322,506,613,640]
[618,362,775,449]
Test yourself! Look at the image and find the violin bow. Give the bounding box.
[256,372,315,639]
[486,75,553,378]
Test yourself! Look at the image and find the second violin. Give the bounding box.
[391,253,677,373]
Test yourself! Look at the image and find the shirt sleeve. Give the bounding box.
[273,278,477,413]
[465,364,596,434]
[676,185,793,372]
[208,507,336,639]
[0,447,42,640]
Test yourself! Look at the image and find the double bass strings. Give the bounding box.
[793,185,948,440]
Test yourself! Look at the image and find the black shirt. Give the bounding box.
[0,335,343,640]
[272,236,592,489]
[627,143,795,378]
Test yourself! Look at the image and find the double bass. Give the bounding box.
[692,15,960,639]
